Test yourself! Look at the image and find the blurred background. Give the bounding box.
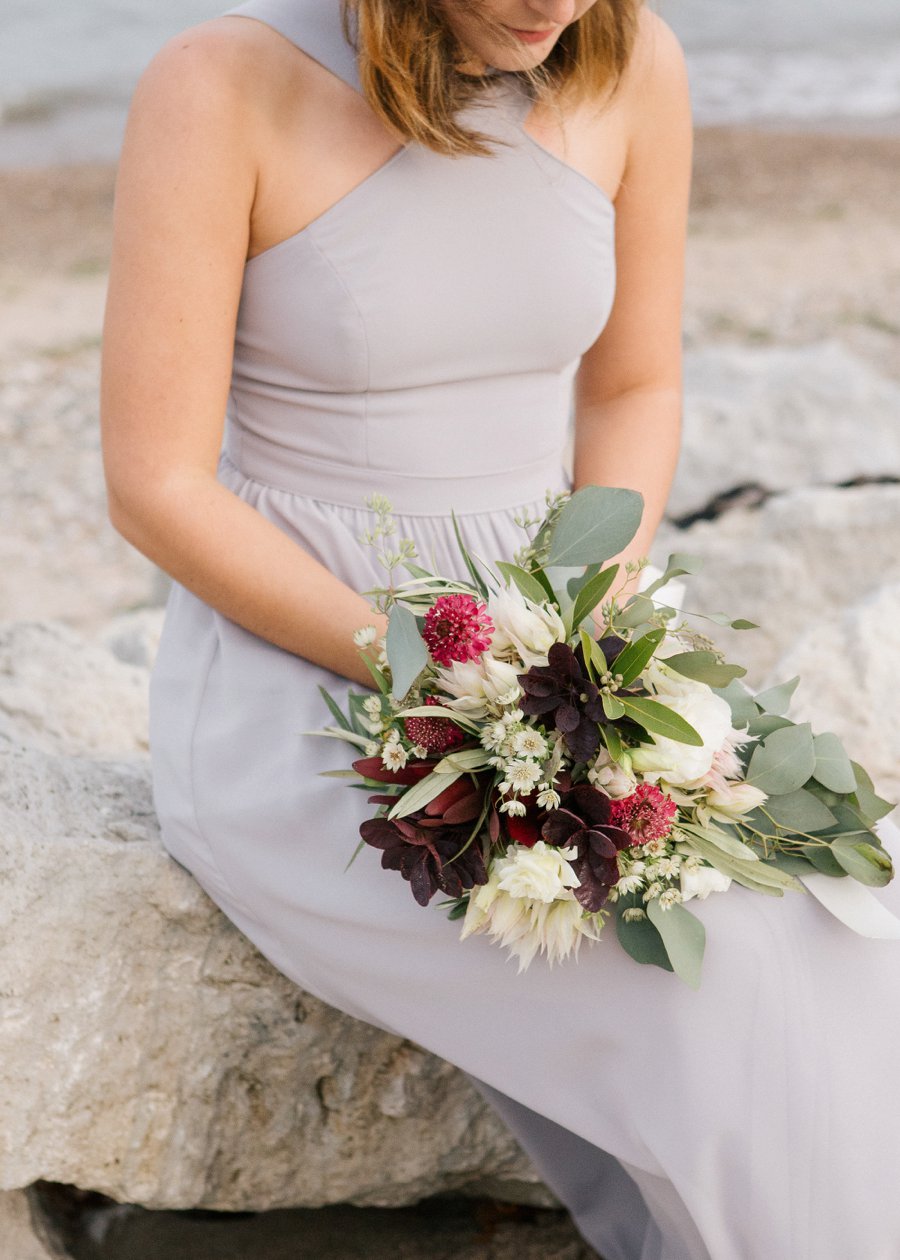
[1,3,898,1259]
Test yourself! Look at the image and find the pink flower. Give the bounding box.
[422,594,494,667]
[404,696,467,754]
[607,783,677,846]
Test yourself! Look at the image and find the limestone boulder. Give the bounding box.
[671,341,900,518]
[651,483,900,685]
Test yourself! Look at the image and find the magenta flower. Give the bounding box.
[607,784,678,846]
[422,594,494,667]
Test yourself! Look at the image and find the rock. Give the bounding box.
[671,341,900,519]
[0,621,149,757]
[763,582,900,803]
[652,483,900,685]
[0,1189,67,1259]
[0,729,544,1213]
[100,609,166,671]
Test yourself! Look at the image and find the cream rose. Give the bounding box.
[493,841,580,904]
[630,684,733,787]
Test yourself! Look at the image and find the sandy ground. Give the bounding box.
[3,128,899,1256]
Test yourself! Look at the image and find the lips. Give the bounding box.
[504,25,557,44]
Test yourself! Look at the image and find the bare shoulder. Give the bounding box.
[619,8,692,127]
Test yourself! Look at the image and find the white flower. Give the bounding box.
[680,864,732,901]
[365,719,384,734]
[436,656,522,720]
[501,758,543,796]
[381,742,408,772]
[353,624,378,648]
[493,841,580,904]
[615,873,645,896]
[487,585,567,668]
[411,744,429,759]
[460,868,603,971]
[499,799,527,817]
[630,684,733,787]
[587,747,637,798]
[512,727,548,759]
[536,786,561,811]
[705,780,768,820]
[658,887,683,910]
[362,695,383,718]
[364,740,379,756]
[482,720,511,753]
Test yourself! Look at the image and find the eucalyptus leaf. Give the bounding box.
[754,676,800,716]
[611,628,665,687]
[747,714,794,740]
[620,695,704,746]
[495,561,550,606]
[678,831,803,894]
[805,845,848,877]
[760,788,838,834]
[615,904,673,971]
[850,761,896,822]
[746,723,816,795]
[831,839,895,887]
[646,900,706,990]
[811,732,857,794]
[386,604,428,701]
[388,769,463,820]
[546,485,644,568]
[571,565,619,632]
[614,594,656,629]
[664,651,747,688]
[638,552,703,599]
[567,564,602,600]
[712,679,759,730]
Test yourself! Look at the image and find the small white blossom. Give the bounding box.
[499,799,528,817]
[365,719,384,735]
[615,874,645,896]
[362,696,382,717]
[654,856,681,879]
[502,759,543,795]
[353,624,378,648]
[643,881,664,903]
[501,708,525,726]
[364,740,379,756]
[536,787,561,811]
[381,742,409,772]
[512,728,548,759]
[385,728,402,743]
[658,887,683,910]
[482,721,509,753]
[681,864,732,901]
[622,907,648,923]
[497,685,524,707]
[411,744,429,759]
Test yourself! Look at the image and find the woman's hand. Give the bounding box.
[100,23,384,687]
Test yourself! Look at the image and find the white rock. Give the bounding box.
[652,484,900,685]
[0,621,149,757]
[671,341,900,518]
[764,582,900,803]
[0,737,543,1212]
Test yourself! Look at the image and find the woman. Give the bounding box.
[100,3,900,1257]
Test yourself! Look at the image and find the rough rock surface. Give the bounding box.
[0,676,544,1212]
[764,582,900,803]
[652,483,900,686]
[670,342,900,519]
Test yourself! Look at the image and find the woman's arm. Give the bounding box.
[573,11,693,603]
[100,24,386,687]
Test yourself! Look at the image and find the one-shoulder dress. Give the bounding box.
[148,3,900,1257]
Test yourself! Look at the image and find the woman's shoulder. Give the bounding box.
[618,8,691,120]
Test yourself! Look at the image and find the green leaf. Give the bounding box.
[386,604,428,701]
[495,561,550,606]
[397,704,481,735]
[646,900,706,989]
[450,510,490,599]
[678,830,804,894]
[731,619,760,631]
[712,679,759,730]
[601,722,624,763]
[754,676,800,716]
[638,552,703,599]
[570,564,619,633]
[611,628,665,687]
[388,770,463,820]
[746,723,816,795]
[602,692,625,721]
[614,594,656,629]
[761,788,837,834]
[805,846,848,877]
[546,486,644,568]
[615,904,673,972]
[831,839,895,887]
[747,714,793,740]
[432,748,490,773]
[664,651,747,688]
[318,684,351,731]
[677,821,760,862]
[810,732,857,794]
[620,695,703,746]
[566,564,602,600]
[850,761,896,823]
[359,652,391,696]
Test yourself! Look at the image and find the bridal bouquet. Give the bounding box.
[316,486,897,986]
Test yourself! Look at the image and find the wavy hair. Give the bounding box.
[341,0,644,156]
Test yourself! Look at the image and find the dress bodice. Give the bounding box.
[221,0,616,512]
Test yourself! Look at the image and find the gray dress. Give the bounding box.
[148,3,900,1257]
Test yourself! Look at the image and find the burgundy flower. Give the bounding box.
[518,642,606,762]
[423,594,494,667]
[540,783,632,912]
[404,695,466,754]
[607,783,677,846]
[360,776,488,906]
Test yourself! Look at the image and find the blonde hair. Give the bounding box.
[341,0,644,156]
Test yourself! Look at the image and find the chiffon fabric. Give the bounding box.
[148,3,900,1256]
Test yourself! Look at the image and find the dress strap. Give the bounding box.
[221,0,362,96]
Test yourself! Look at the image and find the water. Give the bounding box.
[2,0,899,165]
